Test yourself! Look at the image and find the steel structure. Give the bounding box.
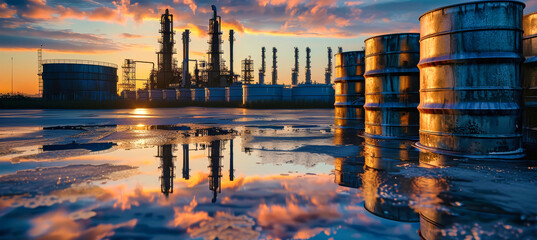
[259,47,266,85]
[182,30,190,88]
[120,59,155,91]
[325,47,332,84]
[229,29,237,84]
[37,45,43,97]
[156,9,176,89]
[292,47,299,85]
[157,144,175,197]
[207,5,223,87]
[305,47,311,84]
[241,56,254,85]
[272,47,277,85]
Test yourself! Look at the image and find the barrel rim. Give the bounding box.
[419,0,525,21]
[363,32,420,43]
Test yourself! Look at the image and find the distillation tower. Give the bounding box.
[207,5,223,87]
[158,144,175,197]
[242,56,254,85]
[272,47,278,85]
[259,47,266,85]
[292,47,299,85]
[182,30,190,88]
[325,47,332,84]
[156,9,176,89]
[305,47,312,84]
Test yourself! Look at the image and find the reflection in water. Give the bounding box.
[362,137,419,222]
[182,144,190,180]
[157,144,175,197]
[208,139,223,203]
[333,128,364,188]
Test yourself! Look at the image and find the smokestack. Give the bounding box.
[157,9,175,89]
[272,47,278,85]
[292,47,299,85]
[325,47,332,84]
[208,5,222,87]
[229,29,235,84]
[259,47,265,85]
[338,47,342,53]
[182,30,190,88]
[305,47,311,84]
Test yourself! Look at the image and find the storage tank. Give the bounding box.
[282,87,292,102]
[177,89,191,101]
[523,11,537,151]
[136,89,149,101]
[364,33,420,141]
[120,90,136,100]
[225,86,243,103]
[191,88,205,102]
[243,84,284,105]
[149,89,163,101]
[205,87,226,102]
[291,84,334,103]
[417,1,525,158]
[42,59,117,101]
[334,51,366,129]
[163,89,177,101]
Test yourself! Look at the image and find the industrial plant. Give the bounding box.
[35,1,537,159]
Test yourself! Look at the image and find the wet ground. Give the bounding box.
[0,108,535,240]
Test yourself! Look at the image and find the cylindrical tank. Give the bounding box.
[148,89,163,101]
[364,33,420,140]
[121,90,136,100]
[163,89,177,101]
[41,60,118,101]
[523,12,537,151]
[243,84,283,105]
[205,87,226,102]
[291,84,334,103]
[417,1,525,158]
[136,89,149,101]
[282,87,292,102]
[334,51,366,128]
[177,89,191,101]
[191,88,205,102]
[226,86,243,102]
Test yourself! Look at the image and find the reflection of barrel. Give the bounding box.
[333,127,364,146]
[364,33,420,139]
[523,12,537,151]
[334,51,366,128]
[362,137,419,222]
[417,1,525,158]
[334,157,363,188]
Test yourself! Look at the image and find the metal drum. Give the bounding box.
[523,12,537,150]
[334,51,366,128]
[364,33,420,141]
[417,1,525,158]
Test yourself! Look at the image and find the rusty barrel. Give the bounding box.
[523,12,537,151]
[334,51,366,129]
[417,1,525,158]
[364,33,420,141]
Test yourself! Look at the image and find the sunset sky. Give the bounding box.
[1,0,536,95]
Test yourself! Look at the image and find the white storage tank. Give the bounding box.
[283,87,292,102]
[136,89,149,101]
[205,88,226,102]
[163,89,177,101]
[191,88,205,102]
[226,86,243,102]
[148,90,163,101]
[121,90,136,100]
[243,84,284,104]
[177,89,191,101]
[291,84,334,103]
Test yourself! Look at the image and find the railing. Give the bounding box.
[42,59,118,68]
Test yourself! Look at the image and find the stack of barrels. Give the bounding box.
[334,0,534,160]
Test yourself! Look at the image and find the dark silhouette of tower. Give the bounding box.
[158,144,176,197]
[305,47,311,84]
[229,29,237,85]
[208,139,222,203]
[156,9,175,89]
[272,47,277,85]
[292,47,299,85]
[182,144,190,180]
[229,139,234,181]
[259,47,266,85]
[207,5,223,87]
[325,47,332,84]
[182,30,191,88]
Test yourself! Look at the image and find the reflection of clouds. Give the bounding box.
[188,212,260,240]
[29,209,136,240]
